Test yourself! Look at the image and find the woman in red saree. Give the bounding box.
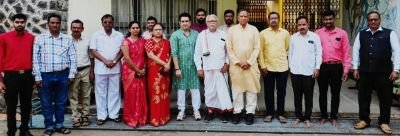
[121,21,147,128]
[144,23,171,127]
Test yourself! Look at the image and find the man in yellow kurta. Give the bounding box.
[226,9,261,125]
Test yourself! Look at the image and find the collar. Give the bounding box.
[100,29,117,37]
[296,31,310,37]
[46,32,63,39]
[366,26,383,32]
[267,27,282,32]
[323,27,338,33]
[11,30,26,36]
[238,23,249,29]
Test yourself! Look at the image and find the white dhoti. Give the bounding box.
[95,74,121,120]
[204,70,233,111]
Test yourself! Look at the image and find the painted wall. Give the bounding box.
[67,0,111,38]
[217,0,237,26]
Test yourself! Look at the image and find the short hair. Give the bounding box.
[268,12,280,19]
[71,19,84,27]
[367,10,380,19]
[195,8,207,15]
[147,16,158,23]
[322,10,336,18]
[178,12,192,21]
[237,9,248,15]
[47,13,61,23]
[296,16,308,23]
[101,14,114,22]
[11,13,27,21]
[206,14,218,22]
[224,9,234,16]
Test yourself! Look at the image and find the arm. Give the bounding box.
[32,36,42,81]
[288,36,294,70]
[246,29,261,66]
[111,50,123,67]
[226,29,241,65]
[89,34,113,67]
[67,39,77,79]
[341,31,352,74]
[145,40,168,66]
[389,31,400,81]
[193,33,203,70]
[352,33,361,80]
[314,35,322,70]
[121,42,141,73]
[258,31,266,69]
[0,36,5,93]
[170,33,182,78]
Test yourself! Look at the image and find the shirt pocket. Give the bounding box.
[55,45,68,56]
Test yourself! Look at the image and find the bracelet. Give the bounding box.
[175,68,180,71]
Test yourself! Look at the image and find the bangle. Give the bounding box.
[175,68,180,71]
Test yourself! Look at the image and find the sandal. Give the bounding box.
[379,123,392,134]
[42,130,53,136]
[56,127,71,134]
[277,116,287,123]
[96,119,105,125]
[81,117,90,126]
[354,120,369,129]
[293,118,302,125]
[72,119,81,128]
[263,115,273,122]
[304,120,312,128]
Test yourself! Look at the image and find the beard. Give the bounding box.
[197,18,205,24]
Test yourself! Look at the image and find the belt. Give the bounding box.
[4,69,32,75]
[44,68,69,74]
[77,66,90,71]
[322,61,342,64]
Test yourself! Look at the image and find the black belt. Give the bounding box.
[4,69,32,75]
[77,66,90,71]
[45,68,69,74]
[322,61,342,64]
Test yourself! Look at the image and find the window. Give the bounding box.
[112,0,217,37]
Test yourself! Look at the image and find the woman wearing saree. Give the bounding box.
[145,23,171,127]
[121,21,147,128]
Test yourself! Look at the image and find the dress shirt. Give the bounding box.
[191,23,207,33]
[73,37,91,67]
[194,29,229,70]
[258,27,290,72]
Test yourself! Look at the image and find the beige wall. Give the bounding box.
[67,0,112,38]
[217,0,237,26]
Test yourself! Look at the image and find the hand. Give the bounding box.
[163,63,171,73]
[220,64,229,73]
[0,82,6,94]
[241,63,251,70]
[89,71,95,81]
[261,68,268,76]
[34,81,42,89]
[389,71,399,81]
[137,69,146,76]
[175,69,182,79]
[312,69,320,79]
[103,60,113,68]
[353,69,360,80]
[236,62,245,67]
[69,78,75,85]
[197,70,204,78]
[342,73,348,81]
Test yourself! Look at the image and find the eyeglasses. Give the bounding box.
[207,20,217,23]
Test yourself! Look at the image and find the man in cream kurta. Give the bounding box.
[226,9,261,125]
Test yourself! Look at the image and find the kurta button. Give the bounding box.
[369,53,372,55]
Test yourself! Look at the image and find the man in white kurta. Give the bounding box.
[194,14,233,123]
[226,10,261,125]
[90,14,124,124]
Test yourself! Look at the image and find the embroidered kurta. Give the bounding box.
[226,24,261,93]
[170,29,200,89]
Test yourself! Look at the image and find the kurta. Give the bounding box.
[226,24,261,93]
[170,29,200,89]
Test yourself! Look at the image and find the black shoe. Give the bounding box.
[231,113,241,124]
[245,113,255,125]
[111,117,121,122]
[204,112,214,123]
[7,131,16,136]
[221,112,231,123]
[19,130,34,136]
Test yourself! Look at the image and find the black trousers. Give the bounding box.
[358,72,392,124]
[291,74,315,121]
[317,63,343,119]
[263,70,289,116]
[4,71,34,133]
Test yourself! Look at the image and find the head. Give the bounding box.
[146,16,158,31]
[70,19,84,38]
[296,16,309,34]
[195,8,207,24]
[152,23,164,38]
[101,14,114,32]
[11,13,27,32]
[223,9,234,26]
[367,11,381,30]
[47,14,62,34]
[268,12,280,28]
[206,14,218,32]
[238,9,248,26]
[178,12,192,31]
[125,21,141,38]
[322,10,336,29]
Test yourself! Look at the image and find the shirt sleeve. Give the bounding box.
[352,33,361,70]
[193,32,203,70]
[341,31,352,74]
[288,36,294,69]
[0,35,4,82]
[246,28,261,65]
[314,34,322,69]
[33,36,42,81]
[258,31,266,69]
[170,33,179,58]
[68,38,77,79]
[89,33,97,50]
[226,28,240,65]
[390,31,400,70]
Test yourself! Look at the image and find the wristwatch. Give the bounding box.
[112,60,117,64]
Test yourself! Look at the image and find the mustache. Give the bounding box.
[300,28,306,31]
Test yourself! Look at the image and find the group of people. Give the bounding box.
[0,7,399,136]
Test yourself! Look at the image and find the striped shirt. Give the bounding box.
[33,32,77,81]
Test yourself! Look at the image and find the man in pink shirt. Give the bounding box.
[315,10,351,127]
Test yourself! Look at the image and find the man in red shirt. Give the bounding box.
[0,14,35,136]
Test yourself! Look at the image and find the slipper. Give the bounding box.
[379,123,392,134]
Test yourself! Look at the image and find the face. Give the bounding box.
[296,18,309,34]
[238,11,248,25]
[13,18,26,32]
[147,20,156,30]
[48,17,61,33]
[152,24,163,38]
[206,18,217,32]
[224,13,234,25]
[196,11,206,24]
[102,17,114,32]
[71,23,83,37]
[367,13,380,30]
[179,17,191,30]
[129,23,140,36]
[322,15,335,28]
[268,14,279,27]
